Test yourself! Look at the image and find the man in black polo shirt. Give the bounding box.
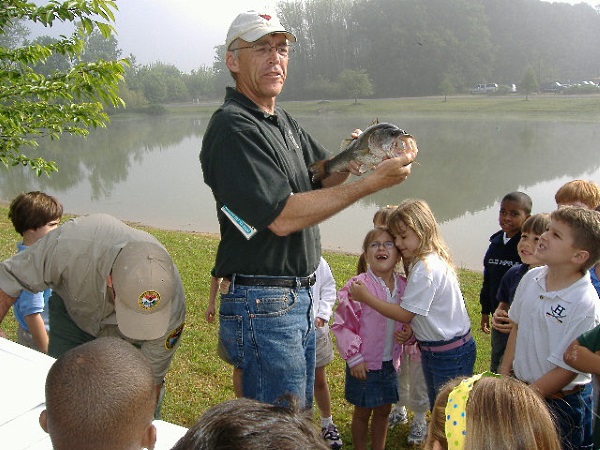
[200,10,416,408]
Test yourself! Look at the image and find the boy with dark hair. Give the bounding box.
[170,396,329,450]
[8,191,63,353]
[40,337,157,450]
[500,206,600,450]
[479,191,531,372]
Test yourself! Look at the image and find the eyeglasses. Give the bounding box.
[231,42,292,58]
[368,241,396,250]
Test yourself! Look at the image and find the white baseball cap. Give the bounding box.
[226,10,296,49]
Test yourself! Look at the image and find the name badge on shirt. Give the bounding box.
[221,205,257,240]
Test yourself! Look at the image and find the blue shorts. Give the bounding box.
[218,277,315,408]
[345,360,398,408]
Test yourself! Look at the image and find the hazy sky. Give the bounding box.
[113,0,598,73]
[115,1,281,72]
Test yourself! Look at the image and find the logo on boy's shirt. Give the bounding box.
[546,303,567,324]
[487,258,519,267]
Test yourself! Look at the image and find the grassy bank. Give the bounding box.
[0,207,488,449]
[166,94,600,121]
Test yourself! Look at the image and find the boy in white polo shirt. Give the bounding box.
[500,206,600,450]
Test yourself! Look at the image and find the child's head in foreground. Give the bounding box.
[8,191,63,237]
[424,373,560,450]
[170,396,329,450]
[499,191,532,238]
[388,198,452,267]
[539,206,600,273]
[40,337,157,450]
[555,179,600,210]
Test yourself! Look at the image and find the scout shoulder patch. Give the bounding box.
[165,322,184,350]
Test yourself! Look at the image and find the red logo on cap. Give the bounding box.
[259,14,272,21]
[139,290,160,311]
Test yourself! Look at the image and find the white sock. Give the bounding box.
[321,416,333,428]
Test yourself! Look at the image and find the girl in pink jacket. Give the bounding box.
[332,227,410,450]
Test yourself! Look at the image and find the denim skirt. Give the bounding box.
[345,360,398,408]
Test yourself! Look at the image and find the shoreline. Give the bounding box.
[0,202,481,269]
[0,202,363,259]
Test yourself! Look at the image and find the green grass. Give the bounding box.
[166,94,600,122]
[0,207,488,449]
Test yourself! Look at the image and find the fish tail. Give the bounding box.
[309,159,329,183]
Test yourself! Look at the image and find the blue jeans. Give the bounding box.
[419,337,477,409]
[218,277,315,408]
[546,382,593,450]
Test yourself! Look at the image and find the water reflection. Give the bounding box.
[301,114,600,221]
[1,110,599,271]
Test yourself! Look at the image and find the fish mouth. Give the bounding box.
[385,135,415,158]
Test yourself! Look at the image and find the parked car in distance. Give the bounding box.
[470,83,498,94]
[541,81,567,93]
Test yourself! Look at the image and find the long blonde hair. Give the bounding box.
[388,199,453,271]
[425,376,561,450]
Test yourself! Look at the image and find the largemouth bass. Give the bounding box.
[310,122,417,183]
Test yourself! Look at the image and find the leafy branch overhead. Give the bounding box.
[0,0,128,176]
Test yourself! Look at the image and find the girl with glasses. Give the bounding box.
[332,227,408,450]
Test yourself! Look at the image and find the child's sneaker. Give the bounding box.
[321,423,343,449]
[388,405,408,428]
[407,420,427,445]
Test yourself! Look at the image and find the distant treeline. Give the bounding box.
[271,0,600,99]
[14,0,599,105]
[122,0,600,104]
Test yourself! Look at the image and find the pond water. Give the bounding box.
[1,108,599,271]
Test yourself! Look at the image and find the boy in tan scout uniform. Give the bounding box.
[0,213,186,416]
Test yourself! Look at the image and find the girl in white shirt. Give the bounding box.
[352,199,475,410]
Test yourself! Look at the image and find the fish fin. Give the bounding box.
[339,138,354,152]
[309,159,329,183]
[369,118,379,127]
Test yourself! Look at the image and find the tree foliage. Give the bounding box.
[521,67,538,101]
[184,66,216,101]
[0,0,128,175]
[439,76,455,102]
[337,69,373,103]
[272,0,600,100]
